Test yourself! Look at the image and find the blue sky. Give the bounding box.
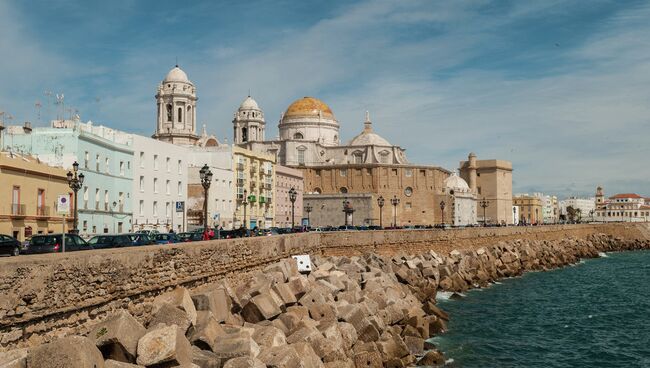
[1,0,649,198]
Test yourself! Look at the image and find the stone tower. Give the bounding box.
[233,95,265,144]
[152,65,199,146]
[595,186,605,207]
[467,152,477,193]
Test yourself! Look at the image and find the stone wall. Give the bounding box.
[0,223,648,349]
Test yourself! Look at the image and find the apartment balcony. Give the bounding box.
[36,205,50,217]
[264,182,272,189]
[236,163,245,171]
[10,204,26,217]
[266,197,273,205]
[250,164,258,173]
[250,181,257,188]
[104,202,109,211]
[237,178,247,187]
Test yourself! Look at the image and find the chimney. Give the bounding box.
[23,122,32,133]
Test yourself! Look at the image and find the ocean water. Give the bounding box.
[432,250,650,368]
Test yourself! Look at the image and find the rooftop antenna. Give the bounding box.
[44,91,53,123]
[35,101,42,124]
[175,56,178,67]
[55,93,64,121]
[248,88,251,97]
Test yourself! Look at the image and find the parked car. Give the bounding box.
[136,229,160,237]
[0,234,21,256]
[153,233,179,244]
[88,234,134,249]
[127,233,154,246]
[338,225,358,231]
[22,234,91,254]
[177,232,203,242]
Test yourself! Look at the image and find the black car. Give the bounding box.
[0,234,21,256]
[127,233,154,246]
[88,234,133,249]
[153,233,179,244]
[177,232,203,242]
[22,234,91,254]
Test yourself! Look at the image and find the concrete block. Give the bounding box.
[291,342,325,368]
[190,346,222,368]
[271,283,298,309]
[26,336,104,368]
[298,289,326,309]
[89,310,146,363]
[353,351,383,368]
[153,287,198,327]
[188,311,224,352]
[149,302,194,333]
[0,348,28,368]
[309,303,337,322]
[241,291,282,323]
[104,360,141,368]
[192,288,233,323]
[210,336,260,360]
[222,357,265,368]
[403,336,424,355]
[257,345,302,367]
[251,325,286,348]
[136,325,192,367]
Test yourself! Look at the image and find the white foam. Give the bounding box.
[598,252,609,258]
[436,291,454,300]
[445,358,455,365]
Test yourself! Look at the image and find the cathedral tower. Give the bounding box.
[153,65,199,146]
[233,95,265,144]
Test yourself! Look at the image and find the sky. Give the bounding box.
[1,0,649,198]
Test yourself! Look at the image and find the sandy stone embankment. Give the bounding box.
[1,231,649,367]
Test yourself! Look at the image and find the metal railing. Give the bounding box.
[36,205,50,216]
[236,163,245,171]
[11,204,26,216]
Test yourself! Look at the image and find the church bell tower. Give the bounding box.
[153,65,199,146]
[233,95,265,145]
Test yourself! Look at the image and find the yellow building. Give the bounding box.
[513,194,543,224]
[0,152,73,240]
[233,146,275,229]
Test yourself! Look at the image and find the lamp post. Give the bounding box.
[242,189,248,230]
[342,198,355,227]
[377,196,385,228]
[590,209,594,223]
[390,195,400,227]
[513,206,517,226]
[288,187,297,229]
[199,164,213,233]
[439,200,446,226]
[66,161,85,234]
[479,197,490,226]
[304,202,313,227]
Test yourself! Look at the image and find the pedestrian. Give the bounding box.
[208,228,215,239]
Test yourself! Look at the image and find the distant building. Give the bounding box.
[441,173,477,226]
[2,120,134,236]
[533,193,559,224]
[0,151,74,241]
[594,187,650,222]
[513,194,543,224]
[459,153,514,225]
[232,146,276,229]
[559,197,596,222]
[275,165,304,228]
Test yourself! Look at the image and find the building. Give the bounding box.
[513,194,543,224]
[0,152,74,241]
[2,120,134,236]
[559,197,596,222]
[186,145,234,230]
[131,134,189,233]
[594,187,650,222]
[275,165,304,228]
[459,153,514,225]
[303,193,374,228]
[441,173,477,226]
[533,193,559,224]
[233,146,275,229]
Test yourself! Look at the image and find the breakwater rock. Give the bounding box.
[1,233,648,367]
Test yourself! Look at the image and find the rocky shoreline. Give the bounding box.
[1,233,648,367]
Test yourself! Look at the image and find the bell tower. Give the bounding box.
[153,65,199,146]
[233,95,265,145]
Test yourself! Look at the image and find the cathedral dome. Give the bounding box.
[349,131,391,146]
[239,96,260,111]
[444,173,470,192]
[164,65,191,84]
[284,97,335,120]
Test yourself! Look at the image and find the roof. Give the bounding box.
[164,65,191,84]
[609,193,642,199]
[284,97,334,120]
[239,96,260,111]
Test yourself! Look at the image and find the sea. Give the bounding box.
[430,250,650,368]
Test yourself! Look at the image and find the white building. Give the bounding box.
[442,173,477,226]
[594,187,650,222]
[559,197,596,222]
[131,134,189,233]
[533,192,559,224]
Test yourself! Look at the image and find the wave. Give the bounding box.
[598,252,609,258]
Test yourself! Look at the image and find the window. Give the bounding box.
[105,158,110,173]
[297,148,305,165]
[166,202,170,217]
[139,176,144,192]
[178,107,182,122]
[340,187,348,194]
[127,161,131,170]
[153,201,158,216]
[405,169,413,177]
[154,155,158,170]
[84,151,89,168]
[293,132,303,139]
[340,169,347,177]
[95,189,100,209]
[166,104,172,122]
[178,160,182,174]
[404,187,413,197]
[166,180,170,195]
[166,157,170,172]
[139,200,144,215]
[380,151,390,164]
[104,190,109,211]
[405,202,412,210]
[140,152,145,168]
[119,161,124,176]
[178,181,182,196]
[315,169,321,177]
[83,186,88,209]
[96,154,100,171]
[154,178,158,193]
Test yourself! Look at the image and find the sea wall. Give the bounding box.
[0,223,648,352]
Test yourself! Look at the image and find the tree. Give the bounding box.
[566,206,577,223]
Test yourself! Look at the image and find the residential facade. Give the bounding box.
[233,146,275,229]
[2,121,134,236]
[0,152,74,240]
[559,197,596,222]
[513,194,543,224]
[594,187,650,222]
[274,165,304,228]
[533,193,559,224]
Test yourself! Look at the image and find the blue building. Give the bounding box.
[2,120,134,236]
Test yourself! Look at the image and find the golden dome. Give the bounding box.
[284,97,335,120]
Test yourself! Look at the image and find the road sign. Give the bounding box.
[213,213,220,221]
[57,194,70,215]
[175,201,184,212]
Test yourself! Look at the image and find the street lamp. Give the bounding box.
[589,209,594,223]
[439,200,446,226]
[391,195,400,227]
[342,198,355,227]
[288,187,297,229]
[242,189,248,230]
[513,206,517,226]
[199,164,213,233]
[535,208,539,225]
[304,202,313,227]
[66,161,85,234]
[377,196,385,228]
[479,197,490,226]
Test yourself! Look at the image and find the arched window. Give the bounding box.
[187,106,192,124]
[177,107,182,123]
[294,132,304,140]
[297,146,306,165]
[166,104,172,122]
[352,151,363,164]
[340,187,348,194]
[379,151,390,164]
[313,187,322,194]
[242,127,248,142]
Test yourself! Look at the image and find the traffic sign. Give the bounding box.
[57,194,70,215]
[175,201,184,212]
